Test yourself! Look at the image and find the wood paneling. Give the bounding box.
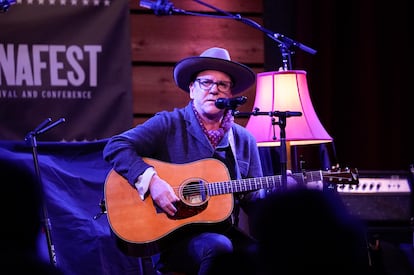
[130,15,264,63]
[132,66,263,123]
[129,0,265,127]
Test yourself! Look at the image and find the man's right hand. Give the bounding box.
[149,174,180,216]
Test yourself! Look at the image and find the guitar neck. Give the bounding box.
[207,171,323,196]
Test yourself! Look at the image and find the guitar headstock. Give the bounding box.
[322,166,359,185]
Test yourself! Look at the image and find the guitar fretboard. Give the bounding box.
[207,171,324,196]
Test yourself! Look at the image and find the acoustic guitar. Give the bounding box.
[104,157,358,257]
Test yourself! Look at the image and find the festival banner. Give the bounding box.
[0,0,133,141]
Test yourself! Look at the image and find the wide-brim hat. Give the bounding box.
[173,47,256,95]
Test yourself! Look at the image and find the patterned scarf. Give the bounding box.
[192,102,234,148]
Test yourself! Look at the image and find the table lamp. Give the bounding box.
[245,70,333,171]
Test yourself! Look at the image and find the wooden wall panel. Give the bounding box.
[129,0,265,127]
[130,15,264,63]
[132,66,262,113]
[132,66,189,114]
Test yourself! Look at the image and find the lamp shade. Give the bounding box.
[245,70,332,146]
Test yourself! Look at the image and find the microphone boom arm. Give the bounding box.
[191,0,316,70]
[137,0,316,70]
[141,0,317,70]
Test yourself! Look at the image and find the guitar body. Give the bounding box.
[104,158,234,257]
[105,157,358,257]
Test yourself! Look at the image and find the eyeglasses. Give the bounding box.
[195,78,233,93]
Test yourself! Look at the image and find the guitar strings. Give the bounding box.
[167,170,356,196]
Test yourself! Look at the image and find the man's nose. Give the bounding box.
[208,83,220,92]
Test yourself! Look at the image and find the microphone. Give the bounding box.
[139,0,176,16]
[215,96,247,109]
[0,0,16,13]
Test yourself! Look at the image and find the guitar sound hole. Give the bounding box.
[181,180,209,206]
[168,180,209,220]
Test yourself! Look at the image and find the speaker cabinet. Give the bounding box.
[337,170,413,243]
[337,171,412,222]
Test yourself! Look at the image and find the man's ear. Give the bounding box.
[189,83,195,99]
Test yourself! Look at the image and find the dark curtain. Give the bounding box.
[264,0,412,171]
[0,140,142,275]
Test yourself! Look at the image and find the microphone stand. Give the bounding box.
[191,0,314,186]
[156,0,316,70]
[24,117,65,267]
[149,0,316,183]
[234,108,302,190]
